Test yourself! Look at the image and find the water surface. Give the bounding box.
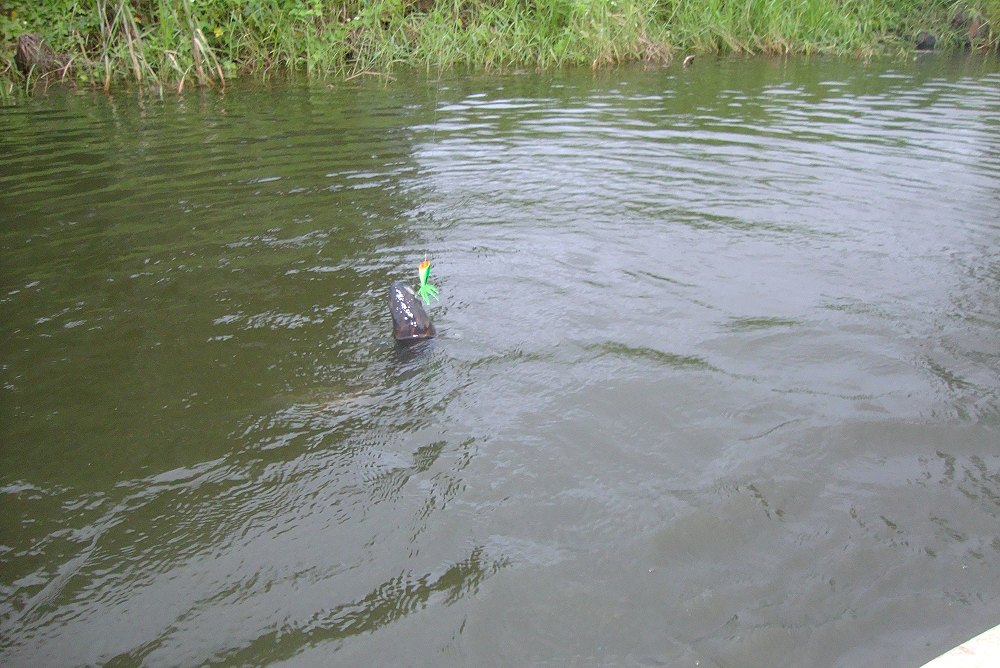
[2,55,999,667]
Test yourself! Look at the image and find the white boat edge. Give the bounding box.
[921,624,1000,668]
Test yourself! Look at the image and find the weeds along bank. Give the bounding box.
[1,0,997,96]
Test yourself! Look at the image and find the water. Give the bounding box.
[1,55,998,667]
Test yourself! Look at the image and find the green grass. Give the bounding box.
[1,0,997,98]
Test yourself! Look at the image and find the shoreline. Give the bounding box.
[2,1,996,101]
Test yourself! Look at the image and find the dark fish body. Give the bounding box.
[389,281,435,341]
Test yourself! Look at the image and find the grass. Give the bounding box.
[0,0,997,99]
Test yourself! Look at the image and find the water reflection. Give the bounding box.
[2,56,999,666]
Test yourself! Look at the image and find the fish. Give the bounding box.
[388,281,435,341]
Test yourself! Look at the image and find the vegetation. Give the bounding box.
[1,0,997,97]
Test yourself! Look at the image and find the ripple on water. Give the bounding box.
[2,59,999,667]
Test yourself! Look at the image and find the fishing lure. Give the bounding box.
[415,258,439,306]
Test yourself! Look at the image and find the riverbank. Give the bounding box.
[1,0,997,99]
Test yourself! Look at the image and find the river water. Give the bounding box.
[1,55,998,667]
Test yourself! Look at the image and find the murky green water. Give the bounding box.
[2,55,999,667]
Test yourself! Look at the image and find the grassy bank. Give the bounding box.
[1,0,997,97]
